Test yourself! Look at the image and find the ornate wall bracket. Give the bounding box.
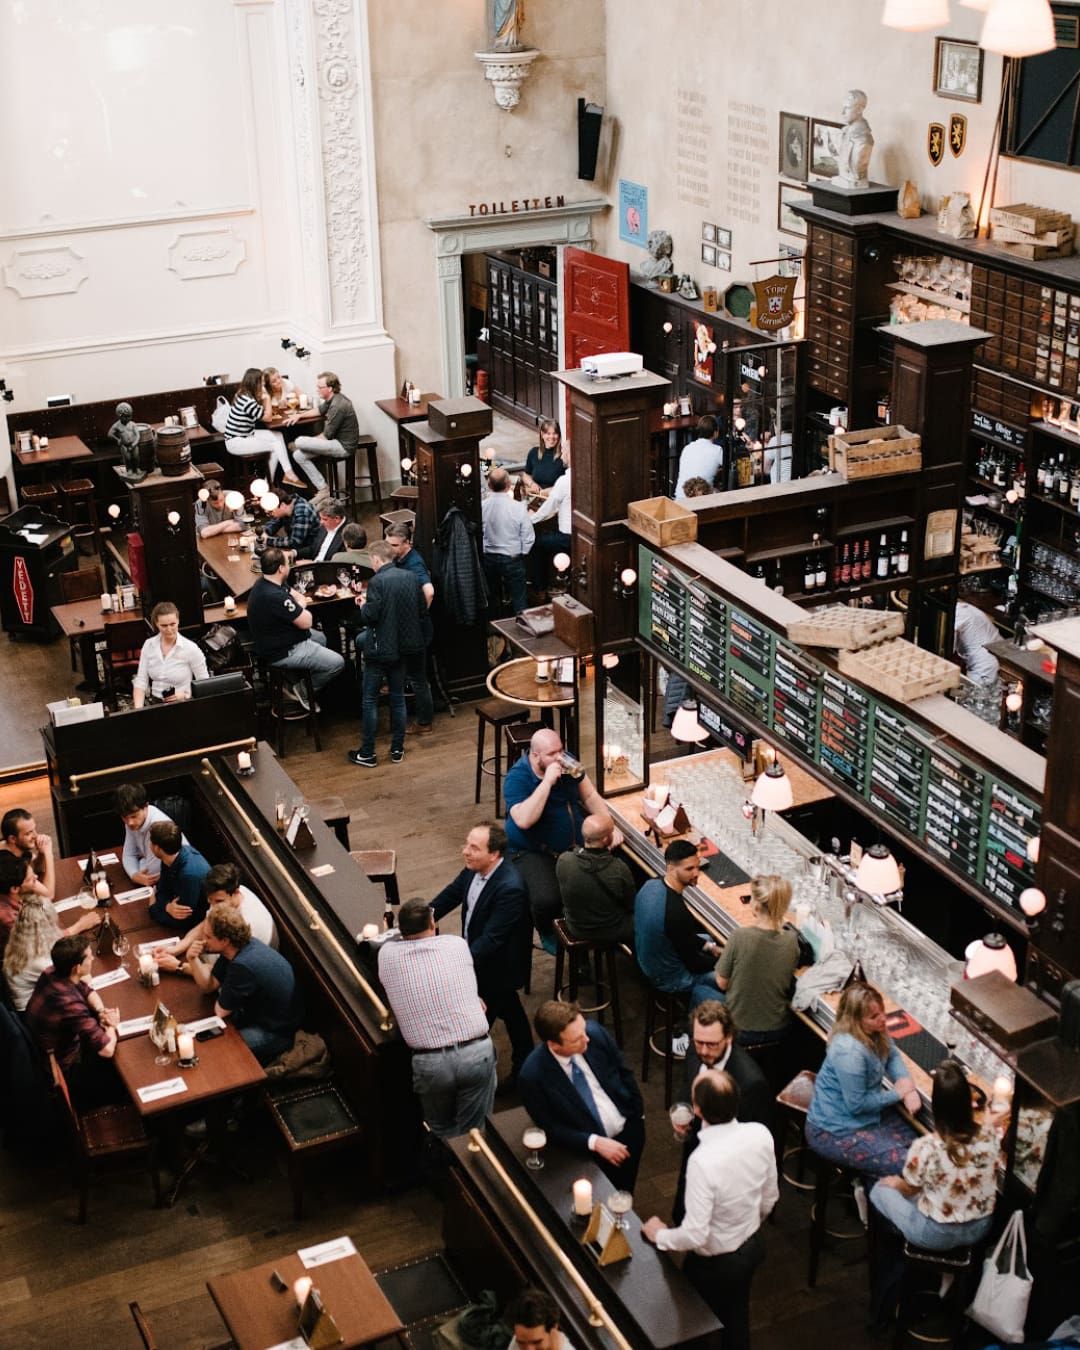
[474,48,540,111]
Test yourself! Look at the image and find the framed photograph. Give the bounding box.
[778,242,805,278]
[702,221,716,243]
[701,242,717,266]
[716,226,732,250]
[810,119,842,179]
[779,112,810,181]
[778,184,812,238]
[934,37,983,103]
[716,250,732,272]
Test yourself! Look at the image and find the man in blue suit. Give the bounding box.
[517,999,645,1191]
[432,823,533,1084]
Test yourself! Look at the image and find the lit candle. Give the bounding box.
[294,1276,313,1305]
[237,751,251,771]
[177,1031,195,1062]
[94,879,110,901]
[39,436,49,449]
[572,1179,592,1216]
[536,660,550,682]
[223,595,236,613]
[101,592,113,612]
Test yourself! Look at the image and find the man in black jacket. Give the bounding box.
[432,822,534,1084]
[348,541,426,768]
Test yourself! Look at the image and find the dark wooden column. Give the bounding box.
[127,466,203,626]
[552,369,670,648]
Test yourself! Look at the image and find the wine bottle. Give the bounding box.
[773,560,785,594]
[897,529,909,574]
[840,541,852,585]
[861,536,873,582]
[1058,454,1070,499]
[889,534,899,576]
[813,534,827,590]
[750,561,766,582]
[803,549,816,592]
[876,533,889,579]
[1071,469,1080,509]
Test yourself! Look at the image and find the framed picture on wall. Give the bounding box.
[779,111,810,181]
[716,250,732,272]
[716,226,732,249]
[778,184,812,238]
[934,37,983,103]
[702,221,717,243]
[701,243,717,266]
[810,119,842,178]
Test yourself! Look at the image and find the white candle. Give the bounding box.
[138,953,154,976]
[237,751,251,771]
[572,1178,592,1216]
[294,1275,313,1305]
[94,879,110,901]
[177,1031,195,1062]
[39,436,49,449]
[101,592,113,612]
[223,595,236,612]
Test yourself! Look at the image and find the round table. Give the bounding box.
[486,656,576,745]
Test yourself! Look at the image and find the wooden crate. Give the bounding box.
[991,235,1074,261]
[837,637,960,702]
[627,496,698,547]
[786,603,905,651]
[830,425,922,480]
[989,202,1071,234]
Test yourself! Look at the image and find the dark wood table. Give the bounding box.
[114,1019,264,1119]
[490,615,577,662]
[208,1250,404,1350]
[375,392,444,463]
[14,434,92,468]
[486,654,576,746]
[198,534,260,598]
[266,408,322,433]
[50,598,145,640]
[53,851,163,935]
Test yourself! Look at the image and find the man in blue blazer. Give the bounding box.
[432,822,533,1082]
[517,999,645,1191]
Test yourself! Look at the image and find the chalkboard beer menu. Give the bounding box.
[637,543,1041,918]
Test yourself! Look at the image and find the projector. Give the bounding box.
[580,351,644,379]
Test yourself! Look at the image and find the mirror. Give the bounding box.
[598,649,645,795]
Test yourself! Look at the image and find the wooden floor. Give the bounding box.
[0,508,993,1349]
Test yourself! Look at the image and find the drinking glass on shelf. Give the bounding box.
[112,930,130,971]
[522,1126,547,1169]
[609,1190,633,1230]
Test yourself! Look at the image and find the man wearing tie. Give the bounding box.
[298,499,348,563]
[432,823,533,1086]
[517,1000,645,1191]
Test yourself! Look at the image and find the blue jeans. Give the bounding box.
[361,658,406,756]
[274,630,345,692]
[239,1023,295,1066]
[869,1183,994,1250]
[410,1037,497,1139]
[483,553,529,615]
[404,650,434,725]
[292,436,351,493]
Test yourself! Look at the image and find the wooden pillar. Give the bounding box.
[127,467,203,627]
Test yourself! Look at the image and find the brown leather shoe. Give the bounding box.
[405,723,433,736]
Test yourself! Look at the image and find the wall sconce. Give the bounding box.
[197,488,210,504]
[854,842,902,899]
[400,458,414,486]
[225,490,246,513]
[662,321,673,334]
[259,491,280,513]
[165,510,182,534]
[552,552,571,594]
[455,461,474,489]
[614,565,637,599]
[249,477,269,499]
[107,503,122,521]
[602,652,620,670]
[0,379,13,402]
[294,346,311,360]
[1019,887,1047,918]
[280,337,296,351]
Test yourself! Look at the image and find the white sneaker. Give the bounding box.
[671,1033,689,1058]
[853,1178,869,1227]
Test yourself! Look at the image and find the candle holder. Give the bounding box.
[177,1050,199,1070]
[236,750,255,777]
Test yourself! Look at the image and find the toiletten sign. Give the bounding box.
[752,275,796,332]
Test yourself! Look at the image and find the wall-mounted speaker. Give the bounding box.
[578,98,604,181]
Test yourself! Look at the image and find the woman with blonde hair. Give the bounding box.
[806,982,920,1176]
[715,873,802,1047]
[4,896,62,1012]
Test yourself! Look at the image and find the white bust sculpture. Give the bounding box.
[836,89,874,189]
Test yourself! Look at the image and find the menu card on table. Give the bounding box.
[136,936,180,955]
[185,1015,226,1034]
[297,1236,357,1269]
[77,852,119,868]
[118,1014,155,1039]
[54,896,90,915]
[136,1078,188,1104]
[89,968,130,991]
[115,886,154,905]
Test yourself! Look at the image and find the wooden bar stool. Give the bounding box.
[194,461,226,481]
[226,448,272,491]
[263,1078,362,1220]
[892,1242,974,1348]
[640,986,689,1108]
[349,849,400,906]
[312,795,351,849]
[552,918,624,1046]
[263,664,321,758]
[380,507,416,535]
[775,1068,818,1190]
[59,478,100,542]
[390,484,418,509]
[20,481,59,511]
[474,700,530,814]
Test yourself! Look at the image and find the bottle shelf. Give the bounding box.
[1028,491,1080,521]
[785,575,909,604]
[744,538,833,565]
[887,281,971,314]
[835,515,914,538]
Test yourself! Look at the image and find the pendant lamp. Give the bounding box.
[882,0,951,30]
[959,0,992,9]
[671,701,708,744]
[750,760,794,811]
[964,932,1018,981]
[854,842,902,895]
[981,0,1056,56]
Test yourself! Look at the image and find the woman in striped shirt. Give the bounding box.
[224,367,301,484]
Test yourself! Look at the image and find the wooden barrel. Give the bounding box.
[135,424,157,474]
[155,425,191,476]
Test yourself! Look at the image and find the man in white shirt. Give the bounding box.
[115,782,186,886]
[528,447,572,594]
[482,467,535,615]
[150,860,278,972]
[298,499,348,564]
[674,416,724,501]
[643,1069,777,1350]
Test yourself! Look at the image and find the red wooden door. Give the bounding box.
[561,248,630,370]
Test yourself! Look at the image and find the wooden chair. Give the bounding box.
[349,849,400,906]
[129,1299,233,1350]
[59,564,103,673]
[50,1053,161,1224]
[103,616,149,710]
[263,1078,363,1220]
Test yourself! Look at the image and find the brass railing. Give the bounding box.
[466,1128,632,1349]
[68,737,257,793]
[199,757,394,1033]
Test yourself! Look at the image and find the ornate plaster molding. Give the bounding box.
[166,229,246,279]
[474,48,540,112]
[3,246,88,298]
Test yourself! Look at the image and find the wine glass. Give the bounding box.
[522,1126,547,1169]
[112,930,130,972]
[152,1026,173,1068]
[608,1191,633,1230]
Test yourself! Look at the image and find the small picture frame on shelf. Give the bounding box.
[716,250,732,272]
[702,221,716,243]
[779,111,810,181]
[934,37,983,104]
[810,119,842,179]
[778,184,812,238]
[716,226,732,250]
[701,242,717,267]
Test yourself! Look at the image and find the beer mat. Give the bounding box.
[137,935,181,954]
[118,1015,155,1039]
[89,967,130,991]
[137,1078,187,1103]
[693,840,750,888]
[185,1015,226,1034]
[77,852,119,868]
[884,1014,951,1076]
[298,1235,357,1269]
[267,1339,306,1350]
[115,886,154,904]
[310,864,336,877]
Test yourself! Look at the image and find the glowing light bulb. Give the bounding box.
[249,478,269,498]
[260,492,280,512]
[107,503,121,520]
[197,488,210,503]
[1019,887,1047,917]
[166,510,181,526]
[553,552,571,573]
[620,568,637,587]
[459,463,473,478]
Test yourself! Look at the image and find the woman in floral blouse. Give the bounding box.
[867,1059,1000,1326]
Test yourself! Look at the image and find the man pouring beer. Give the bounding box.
[503,728,620,942]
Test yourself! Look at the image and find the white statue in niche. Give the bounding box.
[836,89,874,189]
[491,0,525,49]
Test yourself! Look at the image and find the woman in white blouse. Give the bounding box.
[131,602,209,708]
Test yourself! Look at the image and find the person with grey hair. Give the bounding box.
[291,370,361,501]
[299,498,348,563]
[481,465,534,615]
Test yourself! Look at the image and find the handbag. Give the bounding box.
[966,1209,1032,1342]
[210,395,231,434]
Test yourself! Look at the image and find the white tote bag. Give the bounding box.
[210,395,231,434]
[966,1210,1032,1343]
